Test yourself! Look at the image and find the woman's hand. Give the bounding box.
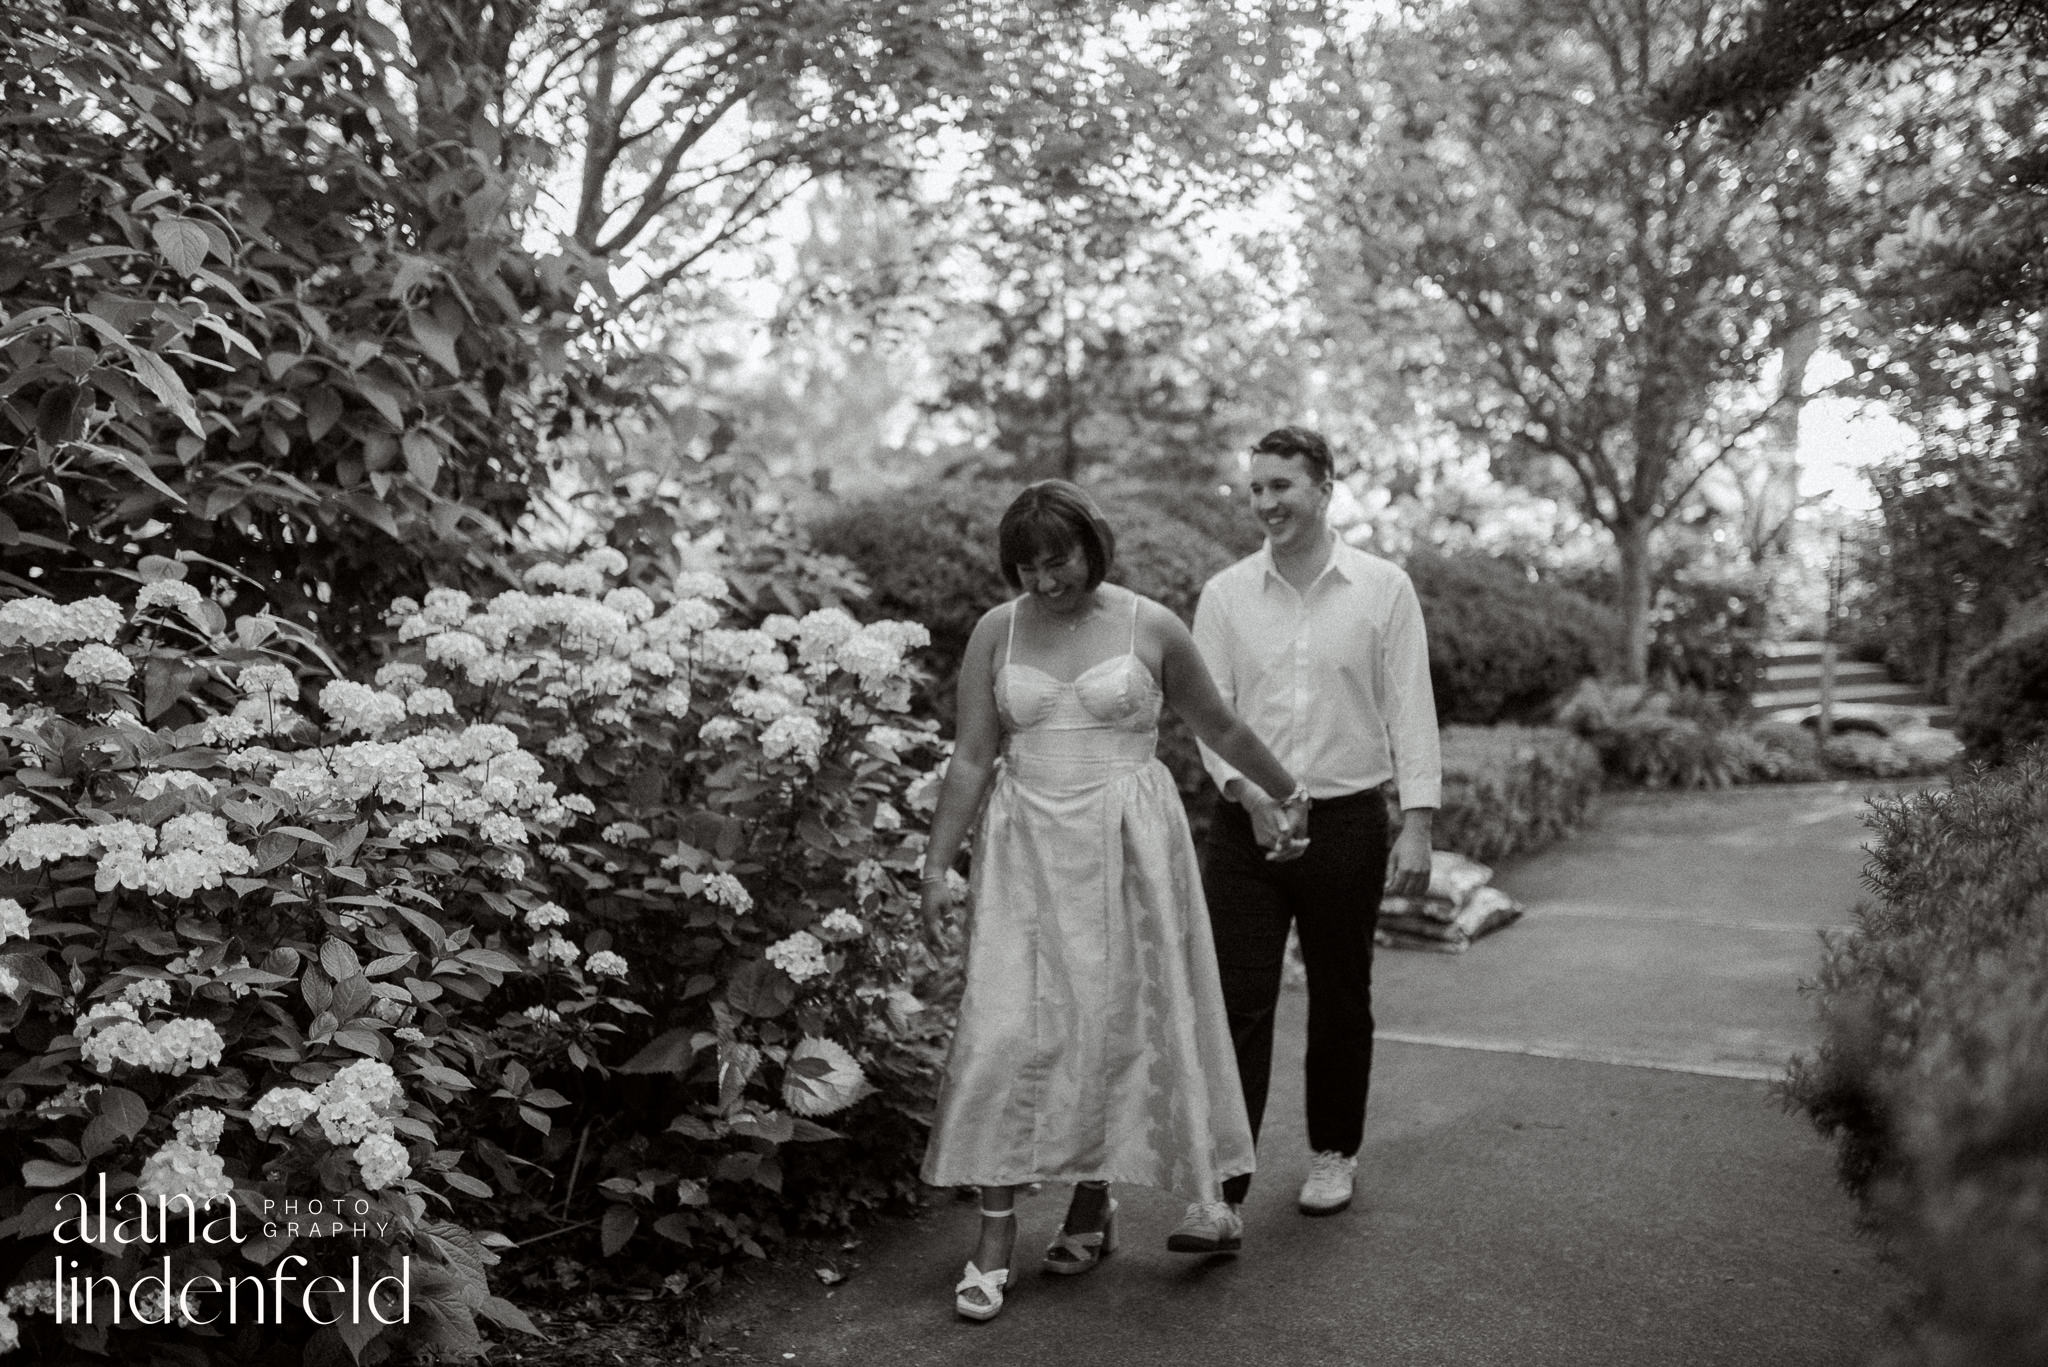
[921,876,954,934]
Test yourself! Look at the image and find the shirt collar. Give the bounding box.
[1259,534,1355,590]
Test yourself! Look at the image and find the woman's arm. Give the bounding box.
[920,605,1008,928]
[1151,601,1300,806]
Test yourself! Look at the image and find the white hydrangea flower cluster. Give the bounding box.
[63,643,134,687]
[131,768,218,802]
[814,908,865,943]
[249,1086,320,1131]
[318,679,410,737]
[0,793,32,827]
[119,977,173,1009]
[523,901,570,930]
[86,811,258,898]
[0,897,27,942]
[766,930,829,983]
[73,1002,225,1075]
[174,1106,226,1148]
[238,663,300,701]
[353,1131,412,1190]
[530,931,579,967]
[584,949,629,978]
[702,873,753,914]
[137,1132,233,1207]
[0,595,123,647]
[134,579,205,615]
[5,1278,55,1314]
[254,723,581,846]
[252,1060,410,1187]
[760,713,828,767]
[384,556,731,717]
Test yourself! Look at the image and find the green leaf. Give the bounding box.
[726,958,796,1018]
[407,313,462,377]
[599,1203,638,1257]
[150,218,210,276]
[443,1171,493,1199]
[320,938,363,981]
[401,431,442,488]
[617,1027,698,1075]
[304,386,343,441]
[22,1158,87,1187]
[97,1086,149,1138]
[352,374,406,430]
[122,345,203,435]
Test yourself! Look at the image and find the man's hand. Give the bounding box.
[1238,784,1308,862]
[1385,816,1433,900]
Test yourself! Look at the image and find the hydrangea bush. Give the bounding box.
[0,550,952,1356]
[369,549,951,1288]
[0,568,600,1361]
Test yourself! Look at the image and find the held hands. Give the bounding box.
[1243,782,1312,863]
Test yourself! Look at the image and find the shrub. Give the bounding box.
[1953,609,2048,766]
[366,551,951,1293]
[0,544,950,1359]
[1428,725,1603,863]
[0,6,599,652]
[1782,743,2048,1367]
[1406,554,1622,725]
[0,568,592,1362]
[1555,681,1751,789]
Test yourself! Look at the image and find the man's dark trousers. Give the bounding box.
[1202,790,1390,1206]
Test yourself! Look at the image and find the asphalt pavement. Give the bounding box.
[699,780,1916,1367]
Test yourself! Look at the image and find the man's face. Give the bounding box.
[1245,451,1330,555]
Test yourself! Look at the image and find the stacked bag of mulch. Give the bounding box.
[1374,851,1522,953]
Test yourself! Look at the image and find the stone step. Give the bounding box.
[1750,680,1935,709]
[1757,660,1919,682]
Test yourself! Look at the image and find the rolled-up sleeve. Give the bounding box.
[1380,575,1442,810]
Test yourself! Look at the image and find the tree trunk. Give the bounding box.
[1616,517,1652,683]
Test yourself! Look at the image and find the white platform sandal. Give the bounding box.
[1044,1185,1118,1275]
[955,1207,1015,1321]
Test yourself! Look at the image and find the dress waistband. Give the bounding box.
[1004,728,1156,776]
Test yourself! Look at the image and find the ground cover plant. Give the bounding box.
[1784,741,2048,1367]
[1429,725,1602,863]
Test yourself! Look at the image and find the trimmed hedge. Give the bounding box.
[1428,724,1604,863]
[1408,553,1623,725]
[1954,602,2048,765]
[1784,743,2048,1367]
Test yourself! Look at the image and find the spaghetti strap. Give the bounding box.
[1005,599,1019,668]
[1128,592,1139,653]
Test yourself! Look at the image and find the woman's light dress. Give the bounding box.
[921,596,1255,1201]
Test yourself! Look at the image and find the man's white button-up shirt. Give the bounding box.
[1192,539,1442,809]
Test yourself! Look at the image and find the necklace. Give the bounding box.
[1039,595,1097,633]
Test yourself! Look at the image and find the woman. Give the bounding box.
[918,481,1308,1321]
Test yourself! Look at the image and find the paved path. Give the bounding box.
[700,781,1916,1366]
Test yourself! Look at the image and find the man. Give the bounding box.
[1169,425,1441,1252]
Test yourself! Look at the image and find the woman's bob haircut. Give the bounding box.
[996,480,1116,592]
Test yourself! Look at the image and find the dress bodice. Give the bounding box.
[996,654,1162,735]
[994,596,1162,777]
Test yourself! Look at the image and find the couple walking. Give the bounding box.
[916,427,1443,1321]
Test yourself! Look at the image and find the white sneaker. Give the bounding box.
[1165,1200,1243,1253]
[1298,1151,1357,1215]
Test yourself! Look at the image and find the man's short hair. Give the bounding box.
[1250,427,1336,485]
[996,480,1116,591]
